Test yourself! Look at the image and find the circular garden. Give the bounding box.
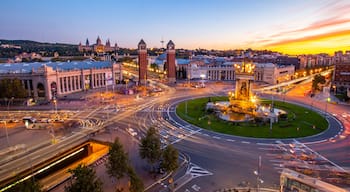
[176,96,328,138]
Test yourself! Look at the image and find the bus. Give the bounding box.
[22,116,37,123]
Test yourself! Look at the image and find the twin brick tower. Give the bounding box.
[138,39,176,85]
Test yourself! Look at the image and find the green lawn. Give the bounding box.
[176,97,328,138]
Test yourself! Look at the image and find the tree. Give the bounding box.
[150,63,159,72]
[65,164,103,192]
[312,74,326,91]
[127,166,144,192]
[0,78,27,98]
[160,144,179,173]
[139,126,162,172]
[9,178,42,192]
[105,138,129,191]
[161,145,179,192]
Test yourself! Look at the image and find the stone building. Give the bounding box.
[138,39,148,85]
[0,61,122,101]
[78,36,118,54]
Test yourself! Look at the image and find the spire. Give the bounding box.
[96,36,102,45]
[86,38,89,46]
[138,39,146,50]
[167,40,175,49]
[138,39,146,46]
[106,39,111,47]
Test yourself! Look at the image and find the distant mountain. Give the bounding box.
[0,39,76,47]
[0,39,80,58]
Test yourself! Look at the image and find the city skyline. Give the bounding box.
[1,0,350,55]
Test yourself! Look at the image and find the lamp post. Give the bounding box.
[53,98,58,115]
[4,121,10,147]
[310,98,314,110]
[200,74,206,87]
[254,156,263,192]
[325,97,330,116]
[125,79,129,90]
[7,97,14,118]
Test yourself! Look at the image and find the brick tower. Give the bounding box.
[166,40,176,83]
[138,39,147,85]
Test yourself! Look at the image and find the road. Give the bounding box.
[1,80,349,191]
[120,82,349,191]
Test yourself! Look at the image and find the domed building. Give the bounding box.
[78,36,118,54]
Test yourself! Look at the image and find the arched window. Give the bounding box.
[37,83,45,97]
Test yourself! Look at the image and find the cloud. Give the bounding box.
[250,1,350,52]
[264,29,350,47]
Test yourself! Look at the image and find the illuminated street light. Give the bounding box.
[254,156,263,192]
[325,97,331,116]
[7,97,14,118]
[3,121,10,147]
[53,99,58,115]
[125,79,129,90]
[251,95,257,104]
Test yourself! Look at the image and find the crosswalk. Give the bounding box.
[258,140,347,177]
[186,163,213,178]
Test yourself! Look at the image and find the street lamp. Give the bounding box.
[200,74,206,87]
[325,97,330,116]
[53,98,58,115]
[125,79,129,90]
[3,121,10,147]
[7,97,14,118]
[254,156,263,192]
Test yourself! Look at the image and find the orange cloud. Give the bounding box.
[265,29,350,47]
[251,1,350,55]
[264,30,350,55]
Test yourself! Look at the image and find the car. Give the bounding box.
[55,119,64,123]
[127,128,137,136]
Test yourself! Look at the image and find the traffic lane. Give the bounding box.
[174,135,280,191]
[0,125,51,150]
[297,115,343,143]
[308,137,350,168]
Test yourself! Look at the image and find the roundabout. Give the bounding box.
[175,96,328,139]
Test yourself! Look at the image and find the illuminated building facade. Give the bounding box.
[0,61,122,101]
[78,36,118,54]
[332,50,350,96]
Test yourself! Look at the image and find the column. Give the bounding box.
[26,80,31,96]
[63,77,67,92]
[80,74,84,90]
[59,78,63,93]
[68,76,71,91]
[91,72,95,89]
[97,73,101,87]
[71,76,75,91]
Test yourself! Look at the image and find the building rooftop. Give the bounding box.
[0,61,112,74]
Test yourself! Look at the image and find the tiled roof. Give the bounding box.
[0,61,112,74]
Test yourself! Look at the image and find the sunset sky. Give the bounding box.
[1,0,350,55]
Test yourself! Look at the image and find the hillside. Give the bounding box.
[0,39,80,58]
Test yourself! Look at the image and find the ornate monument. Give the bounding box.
[229,58,257,115]
[206,58,287,122]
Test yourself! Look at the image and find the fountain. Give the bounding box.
[206,58,286,122]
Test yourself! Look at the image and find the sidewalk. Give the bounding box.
[313,91,350,106]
